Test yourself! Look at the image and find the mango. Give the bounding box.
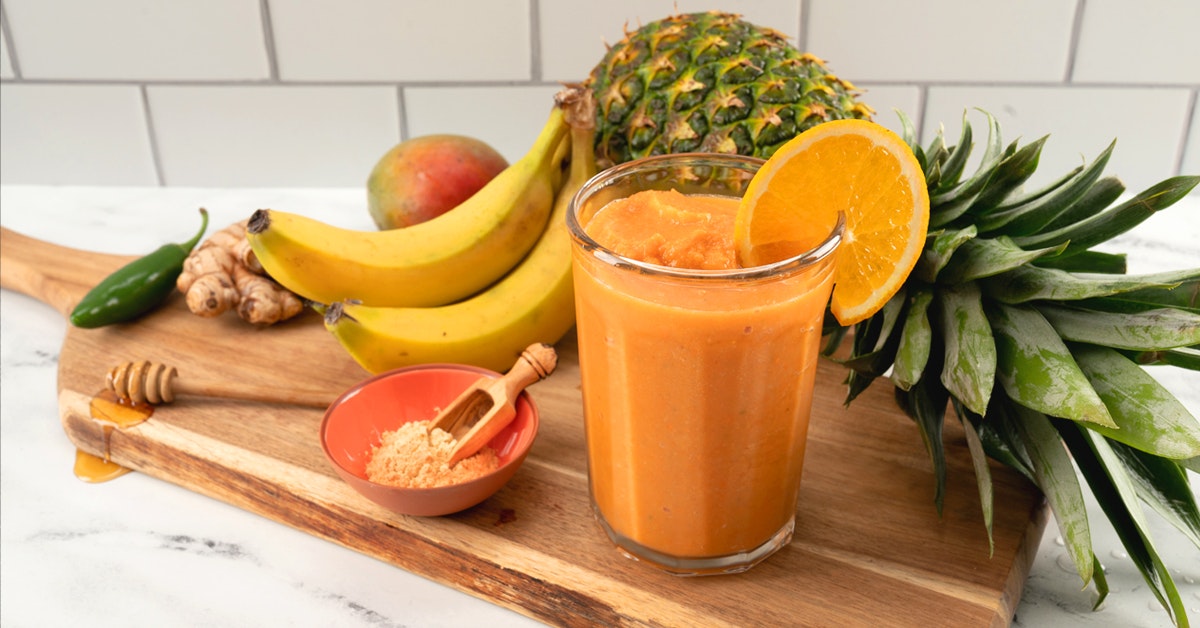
[367,135,509,230]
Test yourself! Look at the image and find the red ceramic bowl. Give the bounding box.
[320,364,538,516]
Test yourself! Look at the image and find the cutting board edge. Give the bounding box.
[55,389,712,628]
[57,382,1046,628]
[1001,501,1051,626]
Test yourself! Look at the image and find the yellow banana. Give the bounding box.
[246,106,569,308]
[324,89,598,373]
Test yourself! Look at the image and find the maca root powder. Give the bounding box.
[366,420,499,488]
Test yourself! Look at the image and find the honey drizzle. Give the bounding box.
[73,447,131,483]
[90,389,155,429]
[74,389,154,483]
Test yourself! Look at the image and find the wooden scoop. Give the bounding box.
[430,343,558,466]
[106,359,332,408]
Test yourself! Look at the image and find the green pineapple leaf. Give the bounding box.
[839,292,905,375]
[1041,304,1200,350]
[977,139,1115,237]
[842,292,906,403]
[930,111,1004,226]
[896,108,919,150]
[923,132,948,189]
[1059,424,1189,627]
[981,265,1198,304]
[820,318,850,356]
[937,282,996,416]
[894,372,949,514]
[1107,440,1200,549]
[1070,343,1200,459]
[1089,278,1200,314]
[914,226,977,282]
[955,401,995,555]
[972,404,1034,483]
[989,162,1083,215]
[891,288,934,390]
[939,236,1066,283]
[1013,175,1200,252]
[989,303,1116,428]
[1035,249,1127,274]
[1038,175,1125,233]
[1088,556,1111,611]
[962,135,1048,218]
[1122,347,1200,370]
[935,111,974,190]
[1007,402,1094,586]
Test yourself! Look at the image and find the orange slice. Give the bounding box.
[735,119,930,326]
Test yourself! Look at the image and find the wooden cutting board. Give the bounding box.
[0,226,1047,627]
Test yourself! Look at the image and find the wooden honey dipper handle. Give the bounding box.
[106,360,332,408]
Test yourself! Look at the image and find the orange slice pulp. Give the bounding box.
[735,119,930,326]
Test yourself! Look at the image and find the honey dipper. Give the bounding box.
[429,343,558,466]
[105,360,332,408]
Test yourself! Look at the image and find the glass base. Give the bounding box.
[591,502,794,576]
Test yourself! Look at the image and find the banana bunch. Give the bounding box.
[315,87,597,374]
[246,103,570,309]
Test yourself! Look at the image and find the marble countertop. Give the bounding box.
[2,185,1197,627]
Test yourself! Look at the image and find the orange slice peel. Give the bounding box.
[735,119,930,326]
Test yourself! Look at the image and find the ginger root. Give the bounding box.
[177,219,303,325]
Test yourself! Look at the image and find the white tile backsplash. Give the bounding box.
[924,86,1193,195]
[4,0,269,80]
[0,0,1196,189]
[0,84,157,185]
[853,84,923,138]
[404,85,564,163]
[539,0,800,83]
[148,85,399,187]
[807,0,1078,82]
[1073,0,1200,85]
[270,0,532,82]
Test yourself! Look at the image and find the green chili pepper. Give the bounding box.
[69,208,209,328]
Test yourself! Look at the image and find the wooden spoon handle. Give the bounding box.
[501,343,559,399]
[447,344,558,465]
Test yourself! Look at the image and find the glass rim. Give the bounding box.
[567,152,845,281]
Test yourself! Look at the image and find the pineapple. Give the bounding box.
[586,11,873,168]
[830,110,1200,626]
[586,13,1200,624]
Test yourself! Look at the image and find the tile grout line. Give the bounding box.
[1175,88,1198,177]
[0,1,22,79]
[259,0,280,81]
[140,85,167,186]
[4,75,1195,90]
[796,0,809,52]
[0,76,575,88]
[396,84,408,142]
[914,85,928,145]
[528,0,541,82]
[1064,0,1087,83]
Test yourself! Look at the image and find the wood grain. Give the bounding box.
[1,226,1048,627]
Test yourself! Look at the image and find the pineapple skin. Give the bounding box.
[586,11,875,168]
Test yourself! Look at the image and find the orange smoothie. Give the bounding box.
[570,173,839,573]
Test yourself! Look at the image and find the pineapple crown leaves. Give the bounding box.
[827,107,1200,625]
